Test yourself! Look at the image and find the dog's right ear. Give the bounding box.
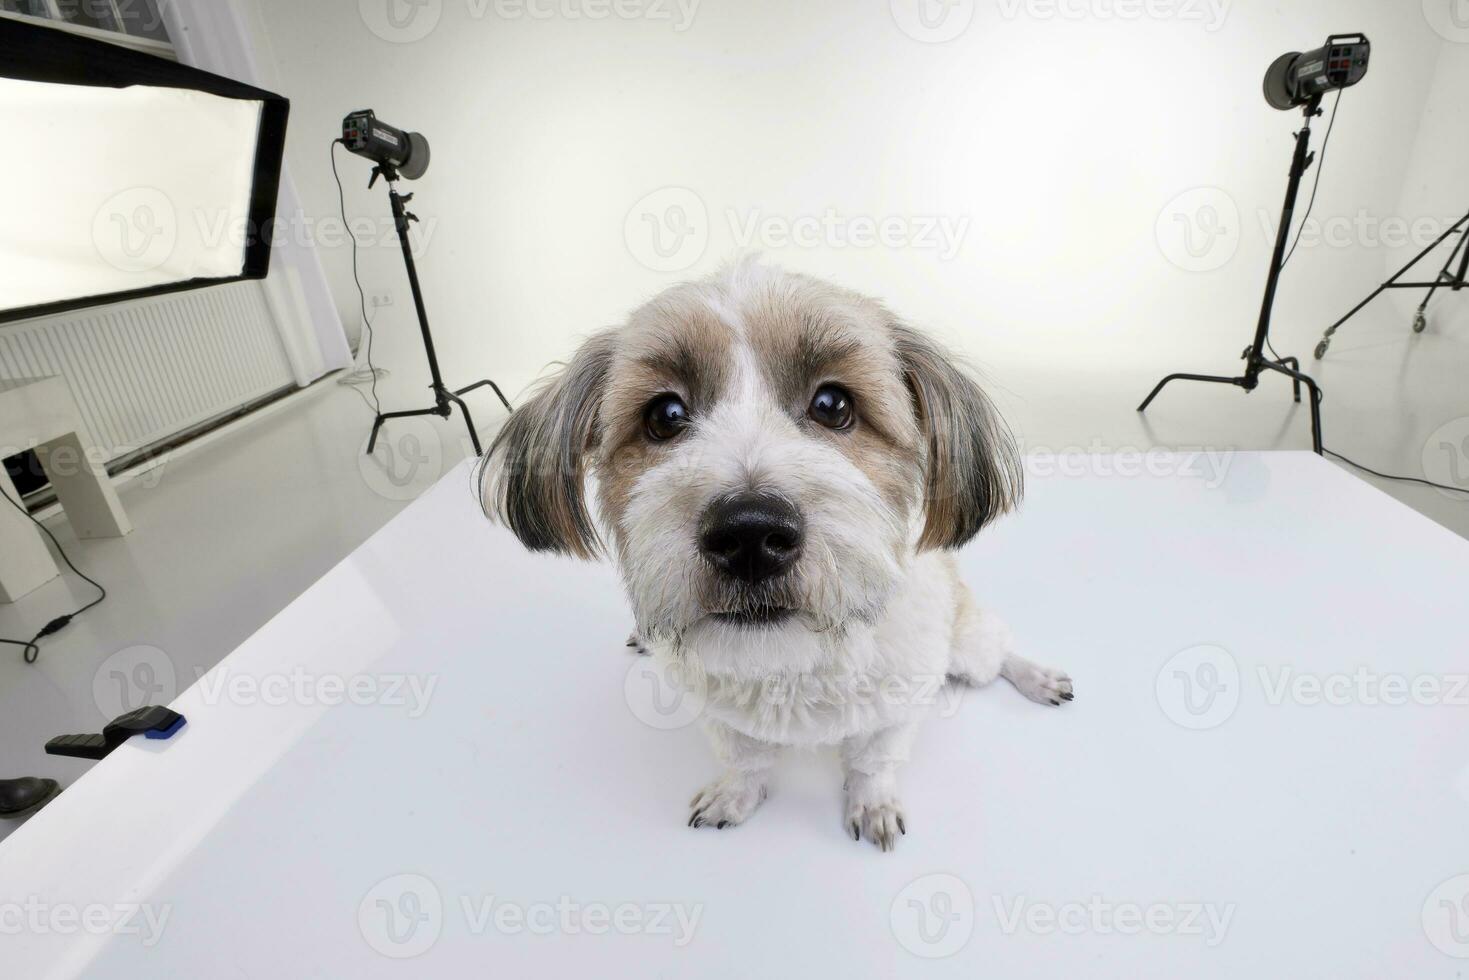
[479,330,618,560]
[892,322,1022,551]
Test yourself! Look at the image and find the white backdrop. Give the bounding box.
[242,0,1465,466]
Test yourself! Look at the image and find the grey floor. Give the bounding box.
[0,302,1464,840]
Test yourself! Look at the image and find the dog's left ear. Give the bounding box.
[892,322,1022,550]
[479,330,618,560]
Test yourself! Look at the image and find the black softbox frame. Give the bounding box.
[0,16,290,323]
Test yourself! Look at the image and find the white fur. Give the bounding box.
[609,264,1073,851]
[617,300,907,654]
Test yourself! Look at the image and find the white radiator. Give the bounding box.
[0,281,295,462]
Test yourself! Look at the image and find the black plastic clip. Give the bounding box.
[45,705,187,760]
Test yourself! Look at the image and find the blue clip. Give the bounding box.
[144,714,187,739]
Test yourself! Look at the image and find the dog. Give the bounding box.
[480,260,1072,850]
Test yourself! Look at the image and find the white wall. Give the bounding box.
[1391,34,1469,336]
[247,0,1449,413]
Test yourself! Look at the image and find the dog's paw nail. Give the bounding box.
[1010,662,1075,707]
[845,794,906,851]
[1061,692,1074,701]
[688,775,767,831]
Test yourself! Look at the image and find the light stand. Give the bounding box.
[1138,96,1326,454]
[1313,209,1469,358]
[364,163,512,457]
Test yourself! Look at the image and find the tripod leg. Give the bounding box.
[1454,228,1469,289]
[367,415,386,455]
[447,392,483,456]
[364,407,445,456]
[1259,358,1323,454]
[1277,356,1302,402]
[1137,372,1243,413]
[1415,239,1460,324]
[454,379,515,415]
[1317,210,1469,353]
[1305,378,1323,454]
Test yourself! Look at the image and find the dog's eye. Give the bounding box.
[644,393,690,441]
[808,384,854,430]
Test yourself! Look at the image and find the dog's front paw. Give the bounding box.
[626,632,650,656]
[844,775,906,852]
[1002,657,1074,707]
[689,774,767,830]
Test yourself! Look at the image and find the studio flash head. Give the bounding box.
[1263,33,1370,111]
[341,109,431,180]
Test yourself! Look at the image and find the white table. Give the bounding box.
[3,452,1467,977]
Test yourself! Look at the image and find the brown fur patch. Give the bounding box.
[594,286,737,535]
[481,330,619,559]
[739,275,923,515]
[892,324,1022,549]
[488,263,1018,564]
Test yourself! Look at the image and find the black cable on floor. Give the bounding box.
[0,486,107,664]
[1324,448,1469,496]
[1299,373,1468,496]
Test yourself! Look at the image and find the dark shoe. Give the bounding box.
[0,777,61,818]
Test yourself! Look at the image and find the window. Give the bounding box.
[0,1,50,17]
[1,0,171,49]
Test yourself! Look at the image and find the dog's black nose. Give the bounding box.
[699,493,804,584]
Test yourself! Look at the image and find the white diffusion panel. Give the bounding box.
[1,76,261,311]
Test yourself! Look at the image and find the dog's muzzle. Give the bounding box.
[698,492,803,585]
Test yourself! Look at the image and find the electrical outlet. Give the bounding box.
[370,292,393,308]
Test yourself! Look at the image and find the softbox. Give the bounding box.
[0,16,289,323]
